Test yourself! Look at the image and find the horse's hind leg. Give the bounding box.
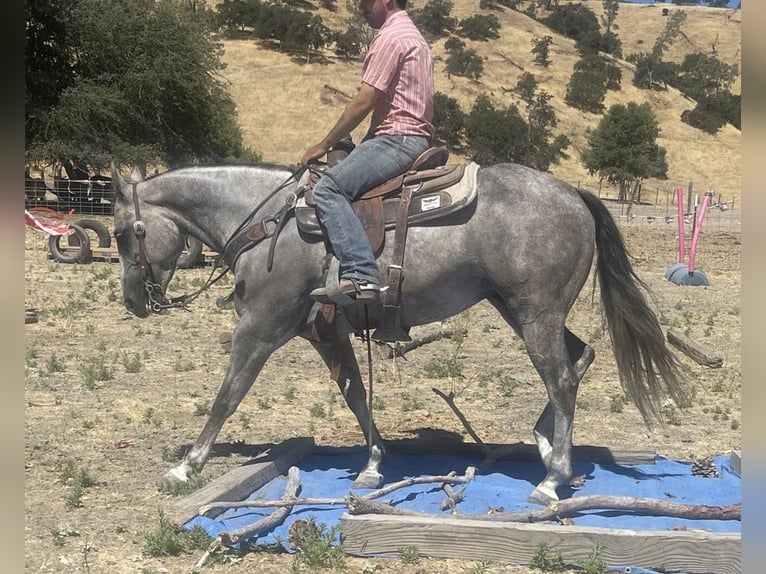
[309,333,386,489]
[533,329,594,471]
[522,318,583,504]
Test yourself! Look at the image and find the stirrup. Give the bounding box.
[310,278,381,306]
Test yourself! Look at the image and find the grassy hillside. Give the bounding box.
[216,0,741,203]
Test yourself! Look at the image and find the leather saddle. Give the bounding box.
[295,147,479,256]
[295,146,479,343]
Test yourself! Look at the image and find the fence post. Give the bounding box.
[686,181,693,215]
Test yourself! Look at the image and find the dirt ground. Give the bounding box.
[24,212,741,573]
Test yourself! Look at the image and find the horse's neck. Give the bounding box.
[152,167,294,251]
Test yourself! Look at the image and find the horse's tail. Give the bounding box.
[577,188,688,425]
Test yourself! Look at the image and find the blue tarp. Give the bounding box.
[185,447,740,570]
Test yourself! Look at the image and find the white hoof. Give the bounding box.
[528,483,559,505]
[158,465,191,486]
[351,469,383,489]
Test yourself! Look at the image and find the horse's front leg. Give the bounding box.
[310,332,386,489]
[160,325,273,486]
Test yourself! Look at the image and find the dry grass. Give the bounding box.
[217,0,741,202]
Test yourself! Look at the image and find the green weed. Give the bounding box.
[309,403,326,418]
[398,545,420,564]
[497,373,520,397]
[51,299,88,320]
[80,355,115,389]
[173,359,195,372]
[283,387,297,403]
[467,560,492,574]
[529,540,565,571]
[46,353,67,374]
[143,510,213,556]
[400,391,423,412]
[142,407,156,425]
[661,404,682,426]
[289,519,346,571]
[609,395,626,413]
[712,379,725,393]
[578,542,608,574]
[424,355,464,379]
[121,351,144,373]
[158,474,209,497]
[57,460,97,509]
[25,346,39,371]
[161,445,185,463]
[256,397,272,410]
[193,401,210,416]
[51,523,80,546]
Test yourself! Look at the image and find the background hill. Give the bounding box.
[215,0,741,204]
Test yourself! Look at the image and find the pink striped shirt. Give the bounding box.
[362,11,435,140]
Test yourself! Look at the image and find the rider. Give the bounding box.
[300,0,435,305]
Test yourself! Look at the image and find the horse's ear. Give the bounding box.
[111,162,131,199]
[130,165,145,183]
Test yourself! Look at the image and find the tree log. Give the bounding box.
[667,329,724,368]
[386,328,467,359]
[347,494,741,523]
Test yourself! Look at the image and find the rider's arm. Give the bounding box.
[300,82,379,165]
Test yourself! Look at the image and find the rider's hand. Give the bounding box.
[300,143,329,166]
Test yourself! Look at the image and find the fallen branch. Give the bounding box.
[347,494,741,523]
[199,496,345,514]
[347,494,422,516]
[198,467,476,515]
[386,328,467,359]
[497,52,524,70]
[667,329,724,368]
[322,84,352,102]
[218,465,301,546]
[431,388,524,468]
[432,388,485,447]
[440,473,466,513]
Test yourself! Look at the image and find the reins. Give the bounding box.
[129,165,307,314]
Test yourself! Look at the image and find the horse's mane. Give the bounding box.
[153,162,296,180]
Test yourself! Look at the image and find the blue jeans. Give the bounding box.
[313,134,430,285]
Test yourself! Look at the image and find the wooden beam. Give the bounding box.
[341,514,741,574]
[384,439,656,466]
[729,450,741,475]
[667,329,724,368]
[165,436,315,527]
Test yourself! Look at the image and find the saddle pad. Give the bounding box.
[296,162,480,237]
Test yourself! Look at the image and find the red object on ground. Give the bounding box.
[24,209,73,235]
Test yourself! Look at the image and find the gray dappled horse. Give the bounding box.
[112,162,686,503]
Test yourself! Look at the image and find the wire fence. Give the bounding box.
[583,183,741,233]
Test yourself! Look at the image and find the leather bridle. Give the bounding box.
[128,180,229,313]
[126,166,306,314]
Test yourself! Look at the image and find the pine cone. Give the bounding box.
[691,456,720,478]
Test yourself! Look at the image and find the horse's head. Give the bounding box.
[112,165,187,318]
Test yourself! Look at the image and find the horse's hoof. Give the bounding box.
[528,485,559,505]
[351,470,383,489]
[157,466,190,487]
